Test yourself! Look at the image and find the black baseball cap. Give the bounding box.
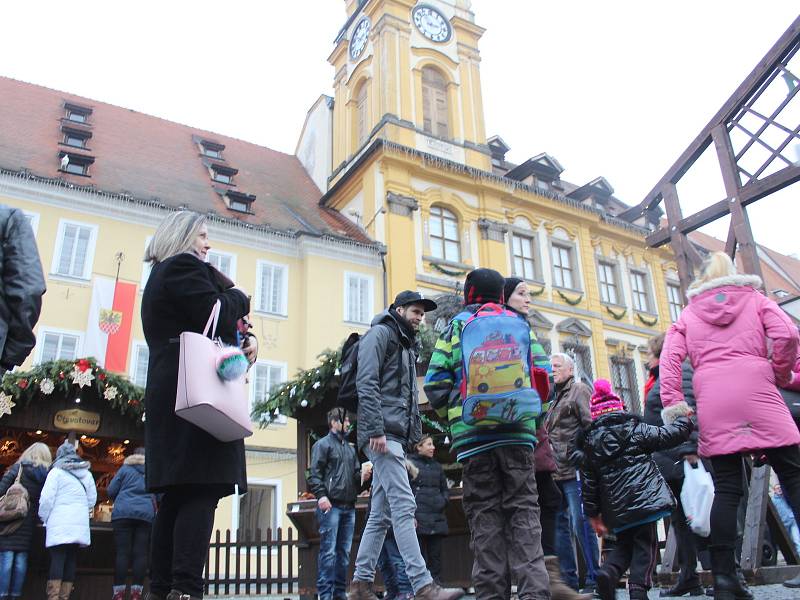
[392,290,437,312]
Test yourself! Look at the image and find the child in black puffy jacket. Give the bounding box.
[573,379,693,600]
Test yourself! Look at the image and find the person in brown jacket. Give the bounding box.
[543,353,599,594]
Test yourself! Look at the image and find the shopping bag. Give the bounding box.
[680,460,714,537]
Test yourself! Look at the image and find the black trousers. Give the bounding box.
[48,544,79,582]
[709,445,800,550]
[418,534,443,583]
[535,470,561,556]
[666,478,708,582]
[149,485,225,597]
[113,518,152,586]
[600,521,659,591]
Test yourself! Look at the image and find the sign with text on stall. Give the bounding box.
[54,408,101,433]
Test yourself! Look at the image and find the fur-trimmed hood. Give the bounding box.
[123,453,145,466]
[686,274,762,299]
[661,400,694,425]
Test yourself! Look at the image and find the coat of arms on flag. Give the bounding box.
[99,309,123,335]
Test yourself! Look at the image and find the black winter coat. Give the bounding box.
[408,454,448,536]
[575,412,693,533]
[356,309,422,451]
[642,363,699,481]
[142,253,250,494]
[307,431,361,506]
[0,206,46,372]
[0,462,48,551]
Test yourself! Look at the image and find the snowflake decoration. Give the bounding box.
[312,381,321,389]
[40,378,55,395]
[104,386,119,400]
[0,392,15,418]
[70,366,95,389]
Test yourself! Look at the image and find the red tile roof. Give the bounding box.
[0,76,372,244]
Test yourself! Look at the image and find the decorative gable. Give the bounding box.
[555,317,592,338]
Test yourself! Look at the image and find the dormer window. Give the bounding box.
[225,191,255,213]
[61,127,92,149]
[210,164,237,185]
[59,152,95,177]
[200,140,225,159]
[64,103,92,124]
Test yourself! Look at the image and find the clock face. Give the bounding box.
[350,17,371,60]
[412,5,451,43]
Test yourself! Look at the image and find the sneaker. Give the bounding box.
[413,582,464,600]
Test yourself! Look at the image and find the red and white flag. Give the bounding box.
[85,277,137,372]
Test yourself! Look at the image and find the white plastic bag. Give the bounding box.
[680,460,715,537]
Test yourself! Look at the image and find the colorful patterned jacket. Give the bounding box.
[423,304,551,462]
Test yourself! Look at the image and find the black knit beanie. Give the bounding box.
[503,277,524,304]
[463,268,505,305]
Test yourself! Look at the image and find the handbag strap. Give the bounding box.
[202,300,222,339]
[13,465,22,485]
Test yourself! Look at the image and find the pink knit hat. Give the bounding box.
[590,379,625,420]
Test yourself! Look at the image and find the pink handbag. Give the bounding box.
[175,300,253,441]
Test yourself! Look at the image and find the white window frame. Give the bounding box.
[551,242,578,290]
[667,282,683,322]
[344,272,374,325]
[231,477,283,551]
[250,360,288,424]
[429,206,461,263]
[22,210,40,237]
[36,327,84,364]
[511,233,537,281]
[255,260,289,317]
[597,260,621,305]
[630,269,652,313]
[206,249,238,281]
[51,219,98,281]
[141,236,153,293]
[130,341,150,388]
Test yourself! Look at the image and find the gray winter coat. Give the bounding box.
[356,309,422,451]
[0,206,46,372]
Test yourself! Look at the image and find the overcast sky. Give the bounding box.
[2,1,798,256]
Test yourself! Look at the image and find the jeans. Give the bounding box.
[599,521,659,592]
[317,505,356,600]
[555,478,599,589]
[48,544,78,582]
[0,551,27,597]
[377,531,412,598]
[149,485,225,598]
[709,446,800,552]
[354,440,433,593]
[113,518,152,586]
[462,445,548,600]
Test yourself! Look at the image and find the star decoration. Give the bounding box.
[70,366,95,389]
[40,378,55,395]
[0,392,15,418]
[104,386,119,400]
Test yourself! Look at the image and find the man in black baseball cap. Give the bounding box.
[391,290,437,312]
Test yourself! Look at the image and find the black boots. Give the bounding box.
[660,576,704,597]
[709,546,753,600]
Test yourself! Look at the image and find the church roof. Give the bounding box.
[0,76,371,244]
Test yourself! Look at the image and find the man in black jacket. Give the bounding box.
[309,408,361,600]
[349,291,462,600]
[0,205,46,376]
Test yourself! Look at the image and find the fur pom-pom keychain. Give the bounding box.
[216,346,249,381]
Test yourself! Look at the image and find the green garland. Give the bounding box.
[556,289,584,306]
[528,285,545,297]
[0,357,144,421]
[636,312,659,327]
[605,305,627,320]
[431,262,467,277]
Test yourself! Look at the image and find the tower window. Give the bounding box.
[429,205,460,262]
[356,83,368,145]
[421,67,449,138]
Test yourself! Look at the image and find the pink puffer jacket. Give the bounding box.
[661,275,800,457]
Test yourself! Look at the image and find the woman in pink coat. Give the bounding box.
[660,252,800,599]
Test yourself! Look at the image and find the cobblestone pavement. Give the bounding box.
[608,585,798,599]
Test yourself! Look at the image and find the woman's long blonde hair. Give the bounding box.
[688,251,737,291]
[144,211,206,266]
[18,442,52,468]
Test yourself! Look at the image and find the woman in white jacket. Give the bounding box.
[38,440,97,600]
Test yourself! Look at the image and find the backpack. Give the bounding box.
[0,464,29,535]
[455,303,542,427]
[337,332,362,412]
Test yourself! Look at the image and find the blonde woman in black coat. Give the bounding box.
[142,211,255,600]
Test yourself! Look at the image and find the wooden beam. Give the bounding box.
[619,16,800,221]
[663,183,699,298]
[725,221,737,258]
[741,465,771,571]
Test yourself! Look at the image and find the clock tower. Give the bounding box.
[327,0,491,182]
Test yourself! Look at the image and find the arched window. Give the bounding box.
[421,67,449,138]
[429,206,460,262]
[355,82,368,145]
